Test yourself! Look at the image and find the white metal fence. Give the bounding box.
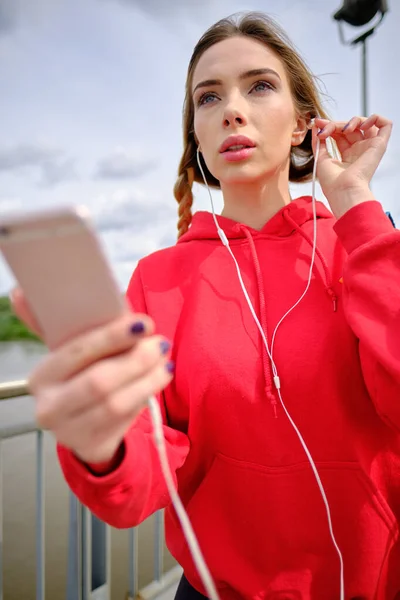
[0,381,181,600]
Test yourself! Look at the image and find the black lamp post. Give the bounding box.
[333,0,388,115]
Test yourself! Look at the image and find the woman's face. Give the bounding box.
[192,36,306,186]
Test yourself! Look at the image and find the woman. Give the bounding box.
[12,12,399,600]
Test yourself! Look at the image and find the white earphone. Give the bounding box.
[147,120,344,600]
[194,123,345,599]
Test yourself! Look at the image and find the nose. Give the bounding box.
[222,97,248,129]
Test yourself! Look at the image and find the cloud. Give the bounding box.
[0,143,77,187]
[0,0,61,35]
[39,157,78,187]
[92,188,175,234]
[0,143,61,171]
[0,0,15,33]
[123,0,199,10]
[110,0,199,15]
[92,188,178,285]
[104,0,224,20]
[95,147,156,180]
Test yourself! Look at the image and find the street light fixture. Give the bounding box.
[333,0,388,115]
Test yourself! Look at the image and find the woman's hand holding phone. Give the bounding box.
[11,287,174,467]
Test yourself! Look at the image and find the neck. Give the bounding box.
[220,174,292,231]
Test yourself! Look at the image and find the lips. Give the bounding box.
[219,135,256,154]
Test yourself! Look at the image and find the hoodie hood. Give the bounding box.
[177,195,338,416]
[177,196,333,243]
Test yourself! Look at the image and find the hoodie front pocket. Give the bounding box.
[180,454,398,600]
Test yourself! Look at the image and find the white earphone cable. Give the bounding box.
[147,395,220,600]
[145,126,344,600]
[196,129,345,599]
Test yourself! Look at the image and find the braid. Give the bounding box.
[174,166,194,239]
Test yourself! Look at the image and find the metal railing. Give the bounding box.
[0,381,182,600]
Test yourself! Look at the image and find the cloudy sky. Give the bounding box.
[0,0,398,295]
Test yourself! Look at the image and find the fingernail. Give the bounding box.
[317,127,325,136]
[342,122,350,131]
[166,360,175,374]
[160,340,171,355]
[130,321,145,334]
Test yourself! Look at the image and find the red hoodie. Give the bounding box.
[58,197,400,599]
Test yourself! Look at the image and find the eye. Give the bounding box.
[197,92,218,107]
[251,80,274,93]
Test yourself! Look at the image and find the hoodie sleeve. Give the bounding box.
[57,263,190,529]
[334,200,400,432]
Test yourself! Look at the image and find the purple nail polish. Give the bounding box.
[160,340,171,355]
[317,127,325,136]
[342,122,350,132]
[166,360,175,374]
[131,321,145,334]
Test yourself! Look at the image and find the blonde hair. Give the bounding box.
[174,12,329,238]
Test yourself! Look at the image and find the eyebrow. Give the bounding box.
[192,68,281,95]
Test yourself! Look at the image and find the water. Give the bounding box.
[0,342,175,599]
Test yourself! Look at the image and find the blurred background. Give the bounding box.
[0,0,398,295]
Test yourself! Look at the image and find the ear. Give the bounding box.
[291,114,308,147]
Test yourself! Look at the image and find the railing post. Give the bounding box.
[36,430,45,600]
[67,498,109,600]
[78,505,110,600]
[127,527,139,599]
[90,513,110,600]
[0,442,3,600]
[66,493,82,600]
[154,511,164,582]
[81,506,91,600]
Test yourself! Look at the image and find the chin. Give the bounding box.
[218,164,267,186]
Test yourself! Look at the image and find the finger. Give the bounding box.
[39,356,174,433]
[342,130,365,147]
[311,120,346,156]
[318,117,365,140]
[342,116,364,133]
[341,117,366,145]
[359,113,393,142]
[317,119,365,158]
[29,312,156,389]
[359,113,391,130]
[346,115,378,140]
[313,117,330,129]
[312,128,330,171]
[363,126,379,139]
[10,287,43,337]
[316,120,347,139]
[35,335,172,425]
[96,358,174,422]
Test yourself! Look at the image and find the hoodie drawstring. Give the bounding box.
[283,209,338,312]
[241,227,278,417]
[239,208,338,416]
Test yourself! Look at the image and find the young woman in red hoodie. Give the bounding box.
[13,11,399,600]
